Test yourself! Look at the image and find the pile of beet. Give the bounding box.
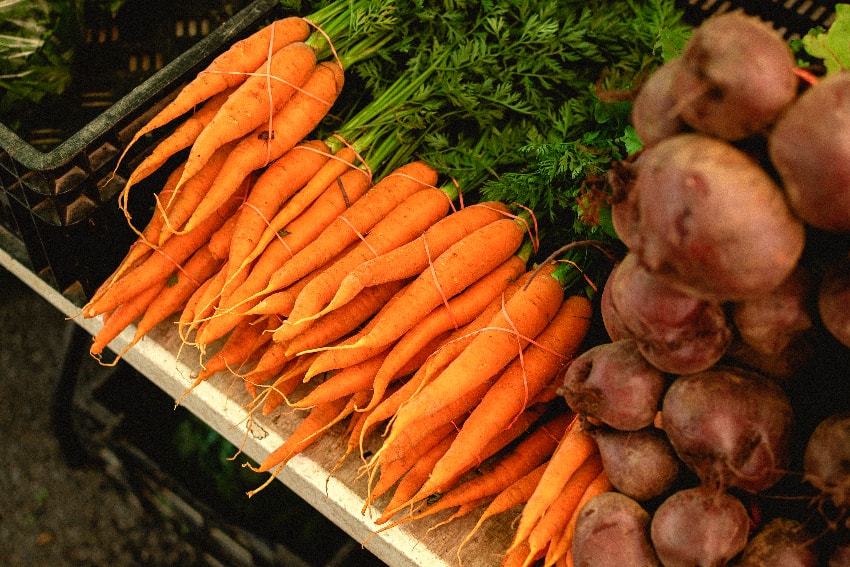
[560,10,850,566]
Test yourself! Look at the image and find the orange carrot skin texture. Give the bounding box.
[351,254,528,411]
[244,145,360,270]
[128,17,311,144]
[327,200,513,314]
[194,316,273,383]
[127,87,234,188]
[431,294,593,486]
[383,263,564,454]
[178,41,318,186]
[291,352,388,409]
[525,455,604,564]
[90,279,167,358]
[85,180,249,318]
[252,395,351,475]
[224,139,330,287]
[511,416,599,553]
[339,216,528,355]
[395,411,574,520]
[546,470,613,567]
[279,186,452,338]
[181,61,345,232]
[157,140,239,242]
[262,160,439,296]
[194,169,371,345]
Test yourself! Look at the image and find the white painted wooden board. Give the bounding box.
[0,245,519,567]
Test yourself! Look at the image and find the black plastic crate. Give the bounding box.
[0,0,284,304]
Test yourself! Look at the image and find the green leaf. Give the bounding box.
[802,4,850,74]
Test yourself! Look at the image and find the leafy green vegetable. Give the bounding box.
[799,3,850,74]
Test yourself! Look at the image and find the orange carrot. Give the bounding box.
[254,161,439,301]
[509,416,598,554]
[325,217,528,358]
[428,294,593,489]
[89,280,167,362]
[258,354,316,414]
[378,263,565,464]
[155,141,240,242]
[180,61,345,234]
[522,454,603,567]
[248,395,351,487]
[223,139,330,291]
[240,145,360,271]
[374,410,572,532]
[124,87,234,190]
[192,167,370,345]
[316,253,528,410]
[277,186,452,341]
[457,462,549,565]
[545,470,613,567]
[291,352,388,409]
[325,201,513,315]
[84,180,249,318]
[177,42,318,187]
[121,17,311,152]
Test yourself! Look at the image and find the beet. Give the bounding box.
[630,57,688,146]
[609,133,806,302]
[560,339,667,431]
[661,367,794,492]
[601,252,732,374]
[803,411,850,510]
[735,518,818,567]
[650,486,750,567]
[768,71,850,232]
[589,425,681,501]
[672,11,798,140]
[818,252,850,349]
[572,491,660,566]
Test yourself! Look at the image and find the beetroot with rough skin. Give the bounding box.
[661,366,794,492]
[804,411,850,510]
[672,11,798,141]
[818,251,850,349]
[735,518,818,567]
[601,252,732,374]
[650,486,750,567]
[630,57,689,147]
[561,339,667,431]
[610,133,806,302]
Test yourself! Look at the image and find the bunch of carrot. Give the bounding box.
[73,2,642,564]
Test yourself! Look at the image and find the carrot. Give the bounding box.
[508,416,598,554]
[84,178,249,319]
[248,395,351,487]
[374,406,544,518]
[545,470,613,567]
[323,217,528,359]
[156,141,241,243]
[178,41,318,187]
[318,253,528,410]
[258,354,316,414]
[373,430,456,523]
[239,145,360,271]
[124,87,234,190]
[373,410,572,533]
[456,462,549,566]
[377,262,565,464]
[276,186,452,341]
[223,139,330,291]
[522,454,604,567]
[290,352,388,409]
[180,61,345,234]
[192,167,371,345]
[279,279,408,356]
[254,161,439,301]
[120,17,311,154]
[428,294,593,489]
[325,201,513,315]
[89,279,167,362]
